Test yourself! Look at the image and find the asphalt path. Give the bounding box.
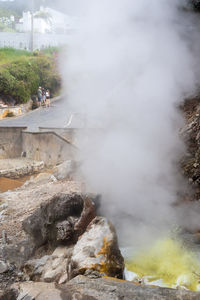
[0,97,70,130]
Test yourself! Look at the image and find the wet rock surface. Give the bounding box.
[12,275,200,300]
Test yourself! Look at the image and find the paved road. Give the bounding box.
[0,97,70,130]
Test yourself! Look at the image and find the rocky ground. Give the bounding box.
[0,169,126,299]
[0,98,200,298]
[0,172,200,299]
[0,158,44,179]
[0,174,83,290]
[10,276,200,300]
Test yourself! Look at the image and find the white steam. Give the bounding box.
[62,0,199,246]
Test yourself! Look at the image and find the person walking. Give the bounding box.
[42,88,46,106]
[45,89,50,107]
[37,87,42,106]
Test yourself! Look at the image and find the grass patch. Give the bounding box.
[0,48,32,65]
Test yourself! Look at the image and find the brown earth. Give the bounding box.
[0,177,31,193]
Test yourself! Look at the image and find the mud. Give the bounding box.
[0,177,30,193]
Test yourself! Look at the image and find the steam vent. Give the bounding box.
[2,1,200,299]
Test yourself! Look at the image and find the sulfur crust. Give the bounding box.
[126,238,200,291]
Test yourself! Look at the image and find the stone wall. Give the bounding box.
[39,127,102,147]
[39,127,77,144]
[22,131,77,166]
[0,127,27,159]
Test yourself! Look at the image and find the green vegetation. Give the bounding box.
[0,25,16,33]
[0,47,61,104]
[40,46,60,56]
[0,8,18,32]
[0,8,19,19]
[34,11,52,20]
[0,48,32,64]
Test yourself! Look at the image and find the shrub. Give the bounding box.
[8,59,40,94]
[33,55,61,96]
[0,69,16,94]
[0,50,61,104]
[40,46,60,55]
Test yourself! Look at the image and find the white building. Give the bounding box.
[15,11,51,34]
[0,15,15,27]
[15,7,78,35]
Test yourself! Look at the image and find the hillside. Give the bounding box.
[0,47,61,104]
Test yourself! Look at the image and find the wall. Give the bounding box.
[39,127,103,148]
[0,32,70,51]
[22,131,77,166]
[0,127,27,159]
[39,127,77,144]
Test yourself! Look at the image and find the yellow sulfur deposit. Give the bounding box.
[126,238,200,291]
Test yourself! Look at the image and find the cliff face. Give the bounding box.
[181,96,200,201]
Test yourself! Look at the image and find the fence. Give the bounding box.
[0,32,70,51]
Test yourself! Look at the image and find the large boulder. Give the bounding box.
[13,276,200,300]
[70,216,124,279]
[22,217,124,283]
[22,193,96,248]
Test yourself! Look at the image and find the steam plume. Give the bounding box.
[61,0,199,247]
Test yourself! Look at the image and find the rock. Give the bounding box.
[70,216,124,279]
[25,173,53,186]
[0,159,44,179]
[13,282,62,300]
[22,256,50,281]
[22,246,73,284]
[0,261,9,274]
[42,246,73,283]
[0,289,18,300]
[21,216,124,283]
[22,193,96,248]
[23,173,57,187]
[13,276,200,300]
[1,240,35,267]
[53,160,76,180]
